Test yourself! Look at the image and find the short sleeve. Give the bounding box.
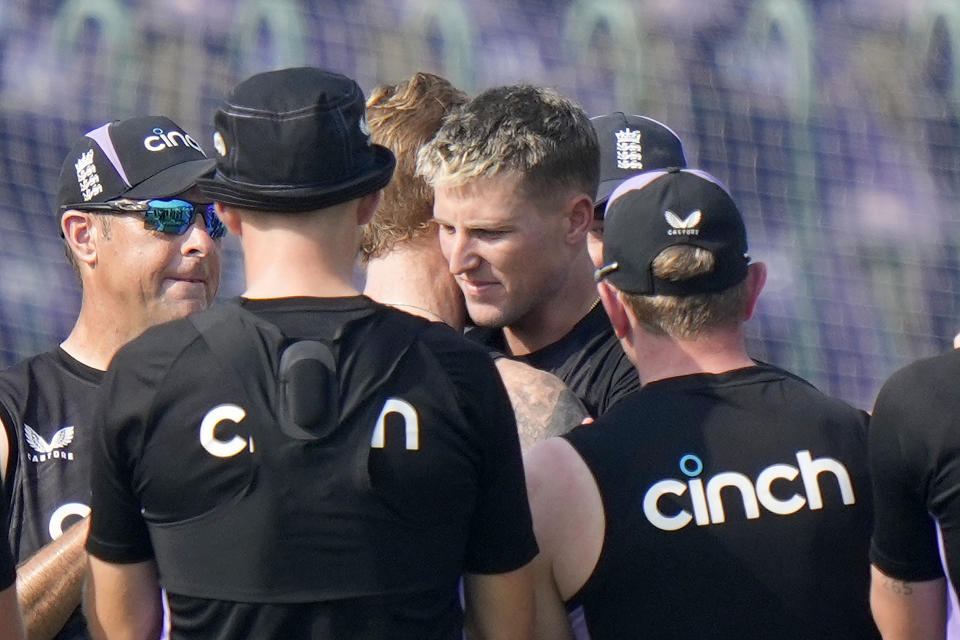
[868,364,945,581]
[441,345,538,574]
[85,346,156,563]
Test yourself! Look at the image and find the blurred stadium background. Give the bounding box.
[0,0,958,411]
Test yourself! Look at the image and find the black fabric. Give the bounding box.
[468,303,638,417]
[563,365,878,639]
[600,168,750,295]
[0,498,13,590]
[87,296,536,639]
[591,112,686,210]
[197,67,395,211]
[57,116,214,210]
[869,350,960,588]
[0,347,102,640]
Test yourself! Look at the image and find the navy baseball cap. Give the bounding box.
[591,112,686,216]
[198,67,396,212]
[56,116,215,213]
[596,168,749,295]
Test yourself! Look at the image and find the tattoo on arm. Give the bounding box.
[882,577,915,596]
[498,361,589,451]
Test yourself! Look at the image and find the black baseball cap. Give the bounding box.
[591,112,686,215]
[596,168,749,295]
[198,67,396,212]
[56,116,215,216]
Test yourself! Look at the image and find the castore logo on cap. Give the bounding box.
[665,210,702,236]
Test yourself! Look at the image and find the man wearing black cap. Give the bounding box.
[0,116,221,640]
[84,67,536,640]
[587,112,686,269]
[524,168,878,639]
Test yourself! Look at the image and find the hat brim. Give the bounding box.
[197,145,396,212]
[125,158,217,200]
[594,179,623,212]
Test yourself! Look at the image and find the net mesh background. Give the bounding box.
[0,0,958,410]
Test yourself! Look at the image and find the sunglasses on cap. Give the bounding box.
[60,198,227,239]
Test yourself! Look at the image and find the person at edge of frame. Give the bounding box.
[0,115,221,640]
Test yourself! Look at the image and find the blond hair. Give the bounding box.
[416,85,599,203]
[622,245,748,338]
[360,72,467,262]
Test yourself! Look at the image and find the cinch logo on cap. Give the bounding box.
[665,209,702,236]
[615,127,643,170]
[143,127,203,153]
[642,451,856,531]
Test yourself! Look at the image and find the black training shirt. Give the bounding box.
[563,364,878,639]
[87,296,537,639]
[870,350,960,600]
[468,303,638,416]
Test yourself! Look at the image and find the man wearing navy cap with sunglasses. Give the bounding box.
[0,115,222,640]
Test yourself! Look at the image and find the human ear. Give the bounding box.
[61,210,98,267]
[742,262,767,321]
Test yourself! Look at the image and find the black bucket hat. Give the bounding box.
[198,67,396,212]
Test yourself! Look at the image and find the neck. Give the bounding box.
[502,250,598,355]
[363,237,465,330]
[60,297,149,370]
[240,215,361,299]
[627,325,755,385]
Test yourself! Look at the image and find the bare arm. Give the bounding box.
[494,359,589,452]
[16,518,89,640]
[869,565,945,640]
[529,552,574,640]
[0,582,25,640]
[524,438,604,640]
[84,557,162,640]
[462,565,534,640]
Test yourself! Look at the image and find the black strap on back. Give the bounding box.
[188,300,430,442]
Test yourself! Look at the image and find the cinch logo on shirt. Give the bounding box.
[642,450,856,531]
[199,398,422,458]
[24,425,75,463]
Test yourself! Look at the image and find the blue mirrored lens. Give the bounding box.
[144,200,226,238]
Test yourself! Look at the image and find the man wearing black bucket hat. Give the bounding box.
[524,168,878,639]
[84,67,536,640]
[0,115,221,640]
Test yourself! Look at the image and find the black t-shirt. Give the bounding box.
[0,347,102,640]
[870,350,960,602]
[468,303,639,416]
[86,296,537,640]
[563,365,878,639]
[0,498,13,590]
